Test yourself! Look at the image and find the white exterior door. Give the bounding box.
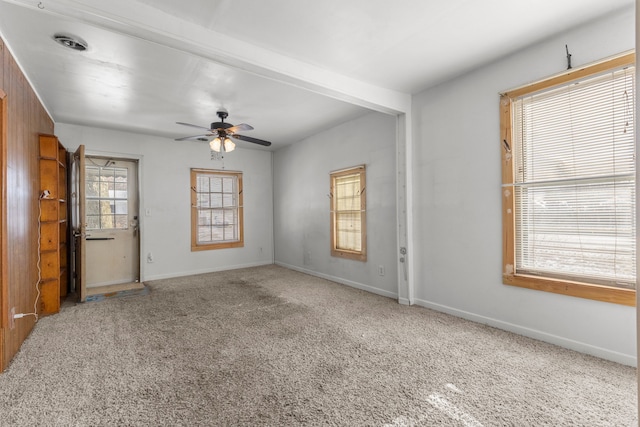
[84,157,139,287]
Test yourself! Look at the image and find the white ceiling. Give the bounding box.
[0,0,634,150]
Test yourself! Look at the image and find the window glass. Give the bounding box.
[86,165,128,230]
[191,169,244,251]
[501,52,636,305]
[330,166,366,261]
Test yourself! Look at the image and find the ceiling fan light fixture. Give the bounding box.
[210,137,222,152]
[175,109,271,150]
[224,138,235,152]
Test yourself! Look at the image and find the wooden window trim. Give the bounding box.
[330,165,367,262]
[0,89,6,370]
[500,52,636,306]
[190,169,244,251]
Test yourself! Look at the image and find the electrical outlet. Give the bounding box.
[9,307,15,330]
[147,252,154,263]
[378,265,385,276]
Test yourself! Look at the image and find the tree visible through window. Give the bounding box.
[191,169,243,251]
[501,52,636,305]
[86,165,128,230]
[330,165,366,261]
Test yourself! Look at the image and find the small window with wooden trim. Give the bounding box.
[330,165,366,261]
[500,52,636,306]
[191,169,243,251]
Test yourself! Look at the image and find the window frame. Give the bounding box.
[500,52,636,306]
[330,165,367,262]
[190,168,244,251]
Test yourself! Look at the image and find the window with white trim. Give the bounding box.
[501,52,636,305]
[330,165,366,261]
[191,169,243,251]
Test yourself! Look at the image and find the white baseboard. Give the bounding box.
[414,298,637,367]
[275,261,399,300]
[143,261,273,282]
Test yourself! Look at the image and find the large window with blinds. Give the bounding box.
[500,52,635,305]
[330,165,367,261]
[190,169,243,251]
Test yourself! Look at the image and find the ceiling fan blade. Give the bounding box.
[176,122,213,132]
[175,134,213,141]
[232,134,272,147]
[227,123,254,133]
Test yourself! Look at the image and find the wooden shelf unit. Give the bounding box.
[38,134,68,316]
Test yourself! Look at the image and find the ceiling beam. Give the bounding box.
[2,0,411,115]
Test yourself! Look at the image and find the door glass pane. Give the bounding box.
[101,215,114,229]
[87,215,100,229]
[114,182,127,198]
[115,200,128,215]
[115,215,128,229]
[87,200,100,215]
[85,164,129,230]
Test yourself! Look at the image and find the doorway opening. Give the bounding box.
[70,154,141,301]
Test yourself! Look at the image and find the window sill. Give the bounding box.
[503,273,635,306]
[191,241,244,252]
[331,249,366,262]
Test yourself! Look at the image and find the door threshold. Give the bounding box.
[85,282,148,302]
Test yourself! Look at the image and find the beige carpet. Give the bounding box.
[0,265,636,426]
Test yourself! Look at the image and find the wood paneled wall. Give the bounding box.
[0,38,55,371]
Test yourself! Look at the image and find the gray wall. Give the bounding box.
[273,112,398,298]
[55,123,274,281]
[411,7,635,365]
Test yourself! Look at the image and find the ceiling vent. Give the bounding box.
[52,34,88,51]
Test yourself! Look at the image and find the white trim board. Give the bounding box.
[414,298,636,367]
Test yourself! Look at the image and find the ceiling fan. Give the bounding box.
[175,109,272,152]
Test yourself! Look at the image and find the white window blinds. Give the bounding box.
[512,65,636,288]
[330,165,366,261]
